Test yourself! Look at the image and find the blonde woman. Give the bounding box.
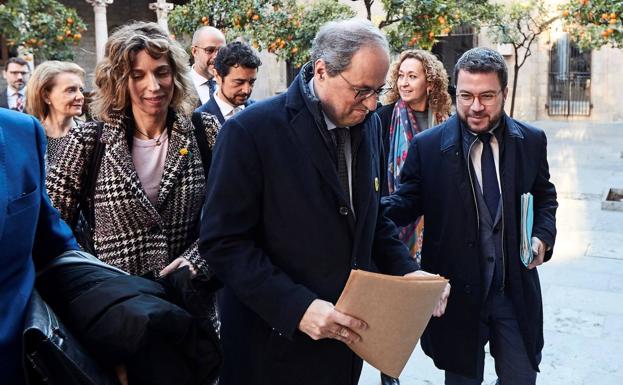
[25,61,85,161]
[46,22,220,278]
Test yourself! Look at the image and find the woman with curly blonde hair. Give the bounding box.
[377,49,452,385]
[47,21,220,277]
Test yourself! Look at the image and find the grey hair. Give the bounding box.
[192,26,225,45]
[310,18,389,76]
[454,47,508,89]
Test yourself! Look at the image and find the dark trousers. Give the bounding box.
[445,291,540,385]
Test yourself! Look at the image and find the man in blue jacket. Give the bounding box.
[200,18,449,385]
[0,108,78,385]
[383,47,558,385]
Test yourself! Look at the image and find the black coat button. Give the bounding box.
[339,206,349,216]
[487,256,494,262]
[493,226,500,234]
[464,284,472,294]
[467,242,476,248]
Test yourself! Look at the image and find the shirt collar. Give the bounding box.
[7,85,24,96]
[308,77,342,130]
[190,67,210,87]
[213,92,236,117]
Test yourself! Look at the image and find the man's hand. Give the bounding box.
[404,270,451,317]
[528,237,546,270]
[298,299,367,344]
[159,257,197,277]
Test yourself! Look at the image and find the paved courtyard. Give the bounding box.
[359,120,623,385]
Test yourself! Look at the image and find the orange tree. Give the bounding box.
[486,0,558,117]
[0,0,86,61]
[168,0,355,67]
[355,0,496,52]
[561,0,622,49]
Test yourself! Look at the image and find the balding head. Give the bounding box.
[191,26,226,79]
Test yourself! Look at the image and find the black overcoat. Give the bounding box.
[383,114,557,377]
[199,68,417,385]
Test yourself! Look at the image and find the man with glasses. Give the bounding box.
[190,26,226,105]
[1,57,30,112]
[383,47,557,385]
[199,18,449,385]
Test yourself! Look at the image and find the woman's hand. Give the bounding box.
[159,257,197,278]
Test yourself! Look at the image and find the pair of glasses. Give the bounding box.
[338,72,389,100]
[456,90,502,106]
[193,45,221,55]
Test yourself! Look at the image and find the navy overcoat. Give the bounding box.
[199,69,417,385]
[383,113,557,377]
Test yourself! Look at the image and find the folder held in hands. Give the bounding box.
[520,192,534,267]
[335,269,448,378]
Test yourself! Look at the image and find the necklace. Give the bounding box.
[134,126,165,146]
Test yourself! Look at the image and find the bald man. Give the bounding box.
[190,26,226,105]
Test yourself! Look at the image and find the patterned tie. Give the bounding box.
[335,127,351,206]
[479,133,500,217]
[207,79,217,96]
[15,93,24,112]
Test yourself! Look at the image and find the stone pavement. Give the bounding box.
[359,120,623,385]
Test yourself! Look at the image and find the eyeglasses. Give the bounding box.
[456,90,502,106]
[338,72,389,101]
[193,45,221,55]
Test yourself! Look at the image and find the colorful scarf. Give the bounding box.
[387,99,425,263]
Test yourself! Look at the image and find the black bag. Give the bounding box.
[22,290,120,385]
[73,122,105,255]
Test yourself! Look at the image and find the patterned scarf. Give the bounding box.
[387,99,425,262]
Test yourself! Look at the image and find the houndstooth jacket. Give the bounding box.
[46,110,220,276]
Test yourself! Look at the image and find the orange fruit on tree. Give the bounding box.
[602,30,609,37]
[73,33,81,40]
[610,18,617,24]
[290,47,298,54]
[438,15,446,24]
[610,13,617,19]
[602,13,609,19]
[201,16,208,22]
[606,28,614,35]
[443,27,451,34]
[252,14,260,21]
[56,35,64,42]
[428,31,435,38]
[562,10,569,17]
[66,17,74,25]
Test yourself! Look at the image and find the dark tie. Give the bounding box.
[207,79,216,95]
[15,93,24,112]
[335,127,351,205]
[479,133,500,217]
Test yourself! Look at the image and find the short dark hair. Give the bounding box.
[6,57,28,68]
[214,41,261,78]
[454,47,508,89]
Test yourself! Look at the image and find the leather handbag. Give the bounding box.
[22,289,120,385]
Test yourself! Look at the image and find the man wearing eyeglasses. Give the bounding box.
[383,47,557,385]
[199,18,449,385]
[189,26,226,105]
[1,57,30,112]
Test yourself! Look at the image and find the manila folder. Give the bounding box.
[335,269,448,378]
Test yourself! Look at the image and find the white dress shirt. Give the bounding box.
[190,67,214,104]
[214,93,245,120]
[7,86,25,110]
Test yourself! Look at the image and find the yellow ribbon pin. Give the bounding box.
[374,177,379,192]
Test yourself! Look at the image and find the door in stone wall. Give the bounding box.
[548,34,592,116]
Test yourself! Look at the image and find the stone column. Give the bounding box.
[149,0,174,34]
[86,0,113,62]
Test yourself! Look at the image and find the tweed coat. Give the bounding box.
[46,110,220,276]
[383,114,558,377]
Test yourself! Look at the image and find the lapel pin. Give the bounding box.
[374,177,379,192]
[179,148,189,156]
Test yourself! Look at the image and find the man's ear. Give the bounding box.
[502,86,509,101]
[215,73,224,87]
[314,59,327,81]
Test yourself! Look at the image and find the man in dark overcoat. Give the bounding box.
[199,18,449,385]
[383,47,558,385]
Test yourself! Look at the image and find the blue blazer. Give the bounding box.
[195,96,254,125]
[0,108,78,384]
